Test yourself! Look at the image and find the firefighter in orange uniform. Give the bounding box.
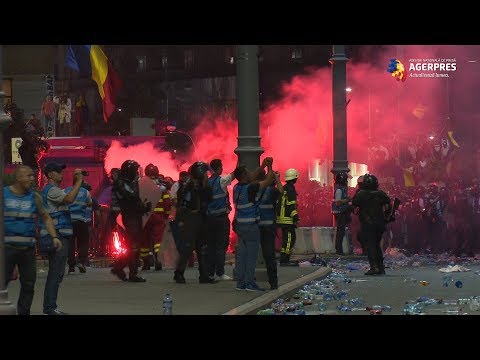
[140,164,172,271]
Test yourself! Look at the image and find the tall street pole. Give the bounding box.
[234,45,264,170]
[0,45,17,315]
[330,45,350,178]
[234,45,267,275]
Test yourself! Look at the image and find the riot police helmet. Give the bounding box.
[189,161,209,181]
[363,173,379,190]
[120,160,140,181]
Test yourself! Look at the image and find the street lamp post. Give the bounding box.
[330,45,350,178]
[234,45,267,275]
[0,44,17,315]
[234,45,264,169]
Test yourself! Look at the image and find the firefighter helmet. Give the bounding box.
[189,161,209,180]
[145,163,159,178]
[284,168,299,181]
[120,160,140,181]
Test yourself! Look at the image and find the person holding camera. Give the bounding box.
[64,172,92,274]
[332,171,353,256]
[39,162,84,314]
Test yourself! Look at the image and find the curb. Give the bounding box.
[223,266,332,315]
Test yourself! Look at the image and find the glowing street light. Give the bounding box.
[346,87,352,92]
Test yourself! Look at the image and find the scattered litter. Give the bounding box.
[299,261,312,267]
[439,265,471,272]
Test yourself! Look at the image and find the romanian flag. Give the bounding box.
[65,45,122,122]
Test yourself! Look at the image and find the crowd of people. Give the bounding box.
[6,146,480,315]
[3,155,304,314]
[296,176,480,258]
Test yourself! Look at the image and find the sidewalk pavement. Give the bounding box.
[7,254,331,315]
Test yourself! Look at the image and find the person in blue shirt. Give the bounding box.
[4,165,61,315]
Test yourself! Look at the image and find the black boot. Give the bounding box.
[128,274,146,282]
[174,270,186,284]
[377,263,386,274]
[364,267,381,275]
[154,256,162,271]
[141,256,151,271]
[270,280,279,290]
[111,267,127,281]
[279,253,289,265]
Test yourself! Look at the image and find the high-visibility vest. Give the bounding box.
[276,183,298,225]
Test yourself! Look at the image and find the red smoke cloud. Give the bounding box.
[102,44,479,251]
[105,45,476,182]
[104,140,187,179]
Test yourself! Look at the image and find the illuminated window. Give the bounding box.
[136,56,146,72]
[184,49,194,69]
[2,78,12,105]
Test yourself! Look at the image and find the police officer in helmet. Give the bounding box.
[352,173,391,275]
[173,161,215,284]
[111,160,151,282]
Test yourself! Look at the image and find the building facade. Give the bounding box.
[3,45,334,135]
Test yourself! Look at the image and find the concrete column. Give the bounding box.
[0,45,17,315]
[234,45,264,169]
[330,45,350,177]
[234,45,267,277]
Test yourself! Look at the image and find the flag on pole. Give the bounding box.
[403,167,415,187]
[65,45,122,122]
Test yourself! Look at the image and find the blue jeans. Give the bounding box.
[235,223,260,287]
[43,234,70,314]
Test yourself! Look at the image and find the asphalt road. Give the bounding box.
[6,256,480,315]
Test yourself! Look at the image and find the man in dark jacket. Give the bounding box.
[352,174,391,275]
[111,160,151,282]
